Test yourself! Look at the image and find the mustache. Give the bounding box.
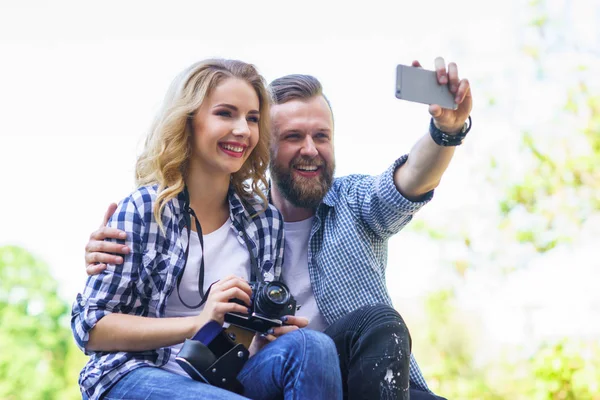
[291,156,325,168]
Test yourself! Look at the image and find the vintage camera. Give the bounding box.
[225,281,297,333]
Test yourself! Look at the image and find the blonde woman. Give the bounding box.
[71,59,342,400]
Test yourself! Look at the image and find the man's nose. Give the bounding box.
[300,136,318,157]
[232,118,251,137]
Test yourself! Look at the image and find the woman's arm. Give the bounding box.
[87,313,203,352]
[86,275,252,352]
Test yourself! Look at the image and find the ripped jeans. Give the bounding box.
[323,304,413,400]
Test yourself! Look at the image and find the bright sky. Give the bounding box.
[1,0,598,355]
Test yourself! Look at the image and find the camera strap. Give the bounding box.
[177,187,261,309]
[177,203,213,309]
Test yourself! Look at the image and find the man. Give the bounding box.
[85,57,472,399]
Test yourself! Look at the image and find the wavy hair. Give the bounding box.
[135,59,271,230]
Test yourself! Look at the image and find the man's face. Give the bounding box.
[270,96,335,209]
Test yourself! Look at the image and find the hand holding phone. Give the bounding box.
[395,57,473,134]
[395,64,457,110]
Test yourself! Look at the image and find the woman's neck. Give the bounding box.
[185,167,231,234]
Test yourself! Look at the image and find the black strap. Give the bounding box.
[176,187,263,308]
[177,205,212,309]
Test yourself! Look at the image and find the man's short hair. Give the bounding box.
[269,74,332,112]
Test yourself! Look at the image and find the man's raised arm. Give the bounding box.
[394,57,473,201]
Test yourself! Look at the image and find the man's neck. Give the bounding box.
[270,185,316,222]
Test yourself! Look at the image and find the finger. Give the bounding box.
[271,325,300,337]
[102,203,118,227]
[411,60,422,68]
[428,104,444,119]
[90,226,127,241]
[434,57,447,84]
[86,263,107,276]
[85,252,124,265]
[281,315,309,328]
[216,287,252,307]
[259,333,277,342]
[214,301,249,315]
[447,62,459,94]
[455,78,471,104]
[85,239,129,255]
[215,277,252,297]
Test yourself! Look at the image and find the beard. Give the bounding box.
[270,155,335,209]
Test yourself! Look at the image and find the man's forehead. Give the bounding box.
[271,97,333,131]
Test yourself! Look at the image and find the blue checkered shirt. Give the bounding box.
[308,155,434,392]
[71,185,284,400]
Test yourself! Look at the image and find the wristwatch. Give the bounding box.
[429,116,472,147]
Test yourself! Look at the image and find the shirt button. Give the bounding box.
[238,231,243,236]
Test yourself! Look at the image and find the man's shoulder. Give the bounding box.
[323,174,376,205]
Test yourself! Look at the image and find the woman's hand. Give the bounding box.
[191,275,253,334]
[247,315,310,356]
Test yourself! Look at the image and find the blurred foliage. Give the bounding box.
[496,5,600,254]
[419,290,600,400]
[0,246,86,400]
[414,0,600,399]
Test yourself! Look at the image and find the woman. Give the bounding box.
[71,59,342,400]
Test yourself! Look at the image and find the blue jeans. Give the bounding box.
[103,329,342,400]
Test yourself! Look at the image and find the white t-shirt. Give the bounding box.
[161,220,250,376]
[283,217,328,332]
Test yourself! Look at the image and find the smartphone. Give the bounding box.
[395,64,457,110]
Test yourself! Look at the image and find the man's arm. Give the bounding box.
[394,57,472,201]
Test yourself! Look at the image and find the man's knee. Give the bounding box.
[357,304,411,351]
[279,328,337,356]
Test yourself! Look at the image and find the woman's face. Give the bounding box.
[189,77,260,178]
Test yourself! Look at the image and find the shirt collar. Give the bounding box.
[175,184,251,226]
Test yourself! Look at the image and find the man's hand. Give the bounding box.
[85,203,130,276]
[412,57,472,133]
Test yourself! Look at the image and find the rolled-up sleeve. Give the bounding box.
[349,155,434,239]
[71,195,146,353]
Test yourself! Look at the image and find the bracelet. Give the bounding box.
[429,116,472,147]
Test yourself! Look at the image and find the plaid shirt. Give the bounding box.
[71,185,284,400]
[307,155,434,392]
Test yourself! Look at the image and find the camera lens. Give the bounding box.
[265,283,288,304]
[255,282,291,317]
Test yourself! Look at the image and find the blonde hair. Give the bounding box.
[135,59,271,230]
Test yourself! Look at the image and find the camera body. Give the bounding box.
[225,281,297,333]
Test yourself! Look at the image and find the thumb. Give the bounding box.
[102,203,118,227]
[428,104,444,119]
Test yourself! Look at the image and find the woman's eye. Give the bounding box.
[247,116,259,123]
[216,110,232,117]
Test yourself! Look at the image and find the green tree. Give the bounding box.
[0,245,86,400]
[410,0,600,398]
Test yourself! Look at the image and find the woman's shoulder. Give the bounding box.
[113,184,161,219]
[243,196,283,225]
[120,184,160,206]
